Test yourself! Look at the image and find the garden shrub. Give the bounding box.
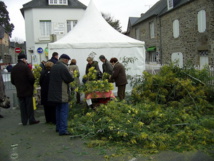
[68,64,214,158]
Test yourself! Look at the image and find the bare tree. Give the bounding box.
[10,37,24,44]
[102,13,122,33]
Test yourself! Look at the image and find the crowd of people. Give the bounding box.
[1,52,128,136]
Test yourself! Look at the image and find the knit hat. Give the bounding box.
[18,53,27,59]
[59,54,71,60]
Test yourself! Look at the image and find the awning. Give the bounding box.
[147,46,156,52]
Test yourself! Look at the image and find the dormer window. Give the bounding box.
[167,0,174,10]
[49,0,68,5]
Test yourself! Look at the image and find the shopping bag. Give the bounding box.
[0,96,10,109]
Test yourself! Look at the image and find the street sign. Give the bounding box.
[15,48,21,54]
[37,47,43,54]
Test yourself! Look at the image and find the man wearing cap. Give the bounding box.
[99,55,113,75]
[48,54,74,136]
[11,53,40,125]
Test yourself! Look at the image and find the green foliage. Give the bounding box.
[32,64,42,97]
[32,64,42,86]
[75,67,114,94]
[0,1,14,37]
[68,63,214,158]
[69,100,214,155]
[201,118,214,129]
[131,63,213,106]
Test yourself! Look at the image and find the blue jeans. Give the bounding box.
[56,103,69,134]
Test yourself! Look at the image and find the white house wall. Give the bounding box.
[25,9,35,55]
[24,8,85,64]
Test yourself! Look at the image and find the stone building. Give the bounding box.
[127,0,214,67]
[0,26,10,64]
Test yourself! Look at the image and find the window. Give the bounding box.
[171,52,183,68]
[135,28,140,40]
[198,10,206,33]
[40,21,51,36]
[149,22,155,38]
[173,19,179,38]
[67,20,77,33]
[49,0,68,5]
[167,0,174,10]
[150,52,157,62]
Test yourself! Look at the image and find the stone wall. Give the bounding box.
[160,0,214,65]
[127,0,214,66]
[130,16,161,63]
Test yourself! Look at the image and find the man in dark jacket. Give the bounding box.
[49,52,58,64]
[99,55,113,75]
[11,53,39,125]
[6,63,13,72]
[110,57,128,100]
[48,54,74,136]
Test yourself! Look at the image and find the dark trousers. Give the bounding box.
[44,103,56,124]
[117,85,126,100]
[56,103,69,134]
[18,96,36,125]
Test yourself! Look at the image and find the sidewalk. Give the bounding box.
[0,88,213,161]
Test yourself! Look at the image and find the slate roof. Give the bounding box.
[20,0,86,16]
[129,17,139,26]
[159,0,194,16]
[133,0,194,26]
[0,26,5,39]
[133,0,166,26]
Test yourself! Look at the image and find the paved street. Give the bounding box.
[0,87,213,161]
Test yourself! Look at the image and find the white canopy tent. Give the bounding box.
[48,0,145,93]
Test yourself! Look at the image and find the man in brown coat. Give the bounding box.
[11,53,39,125]
[110,57,128,100]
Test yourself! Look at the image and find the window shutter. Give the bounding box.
[150,22,155,38]
[173,19,179,38]
[198,10,206,33]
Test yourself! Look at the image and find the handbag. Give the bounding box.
[0,96,10,109]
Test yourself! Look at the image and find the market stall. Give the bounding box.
[85,91,115,106]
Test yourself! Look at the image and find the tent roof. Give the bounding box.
[49,0,144,49]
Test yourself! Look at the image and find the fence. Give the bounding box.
[2,72,16,90]
[2,72,41,107]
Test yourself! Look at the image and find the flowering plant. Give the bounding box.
[32,64,42,86]
[71,67,114,94]
[82,79,114,94]
[82,67,98,81]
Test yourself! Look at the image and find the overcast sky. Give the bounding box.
[2,0,159,41]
